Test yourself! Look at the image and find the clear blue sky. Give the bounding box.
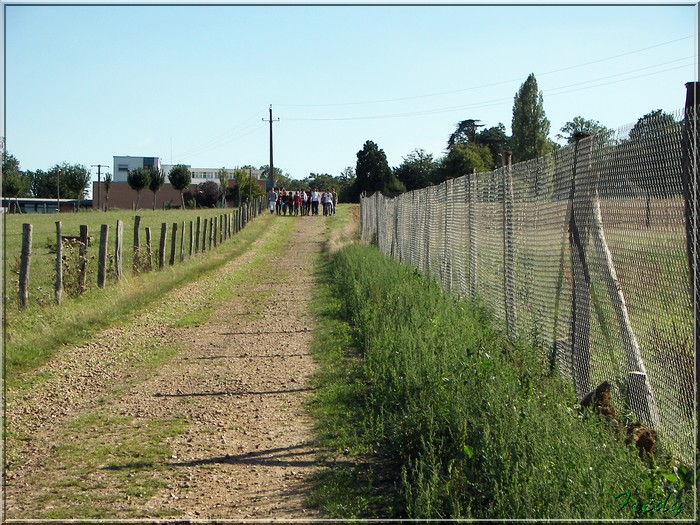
[2,1,697,185]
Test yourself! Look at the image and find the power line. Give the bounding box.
[284,59,694,122]
[276,35,694,108]
[172,110,262,162]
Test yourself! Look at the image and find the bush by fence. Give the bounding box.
[360,104,696,465]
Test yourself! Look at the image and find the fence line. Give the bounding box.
[14,197,265,310]
[360,106,696,464]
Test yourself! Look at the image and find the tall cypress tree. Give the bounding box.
[511,73,552,163]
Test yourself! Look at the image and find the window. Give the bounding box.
[118,164,129,172]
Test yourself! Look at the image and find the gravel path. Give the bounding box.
[4,212,329,519]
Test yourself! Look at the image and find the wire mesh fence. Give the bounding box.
[361,106,696,465]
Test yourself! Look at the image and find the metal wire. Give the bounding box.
[361,107,695,464]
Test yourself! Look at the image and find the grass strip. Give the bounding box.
[4,213,273,387]
[309,242,693,519]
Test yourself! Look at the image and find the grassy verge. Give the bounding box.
[309,241,694,519]
[4,212,272,387]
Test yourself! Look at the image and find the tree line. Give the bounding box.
[346,73,679,200]
[2,142,92,201]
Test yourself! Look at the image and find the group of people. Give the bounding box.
[267,188,337,217]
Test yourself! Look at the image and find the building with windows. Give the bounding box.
[113,156,161,182]
[97,156,265,210]
[113,156,263,185]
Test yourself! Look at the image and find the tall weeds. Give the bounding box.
[324,243,691,519]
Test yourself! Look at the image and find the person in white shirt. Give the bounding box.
[267,188,278,214]
[311,189,320,216]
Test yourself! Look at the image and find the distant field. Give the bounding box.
[3,207,240,310]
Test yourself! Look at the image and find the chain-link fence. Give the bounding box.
[361,105,696,465]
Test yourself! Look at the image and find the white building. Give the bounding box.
[113,156,161,182]
[113,156,264,186]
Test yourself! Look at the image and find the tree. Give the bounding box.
[394,149,437,191]
[127,167,151,209]
[354,140,405,198]
[26,169,52,198]
[477,124,511,168]
[337,166,357,202]
[103,173,112,210]
[260,165,290,189]
[628,109,677,142]
[447,119,484,150]
[2,149,29,197]
[194,180,221,208]
[434,142,493,183]
[232,168,250,207]
[306,173,336,191]
[557,116,614,144]
[47,163,91,200]
[168,164,192,209]
[217,167,229,207]
[511,73,555,163]
[148,168,165,210]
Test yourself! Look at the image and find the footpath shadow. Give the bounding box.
[167,443,318,469]
[153,387,315,398]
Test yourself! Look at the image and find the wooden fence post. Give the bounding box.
[98,224,109,288]
[55,221,62,304]
[19,223,32,309]
[159,223,167,269]
[195,216,201,254]
[202,218,207,253]
[133,215,141,272]
[189,220,194,257]
[78,224,88,293]
[170,222,177,266]
[115,220,124,281]
[213,216,218,248]
[208,217,214,250]
[180,221,185,262]
[219,214,224,244]
[145,227,153,271]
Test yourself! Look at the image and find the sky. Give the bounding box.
[2,1,697,188]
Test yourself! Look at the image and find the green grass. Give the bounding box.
[308,241,694,519]
[24,412,186,519]
[4,208,271,387]
[3,207,244,310]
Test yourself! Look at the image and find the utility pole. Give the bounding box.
[91,164,109,211]
[262,105,279,190]
[56,167,61,213]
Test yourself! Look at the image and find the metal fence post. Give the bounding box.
[681,81,699,431]
[503,152,516,338]
[468,170,478,301]
[569,133,594,398]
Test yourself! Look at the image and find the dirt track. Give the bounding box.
[4,212,330,519]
